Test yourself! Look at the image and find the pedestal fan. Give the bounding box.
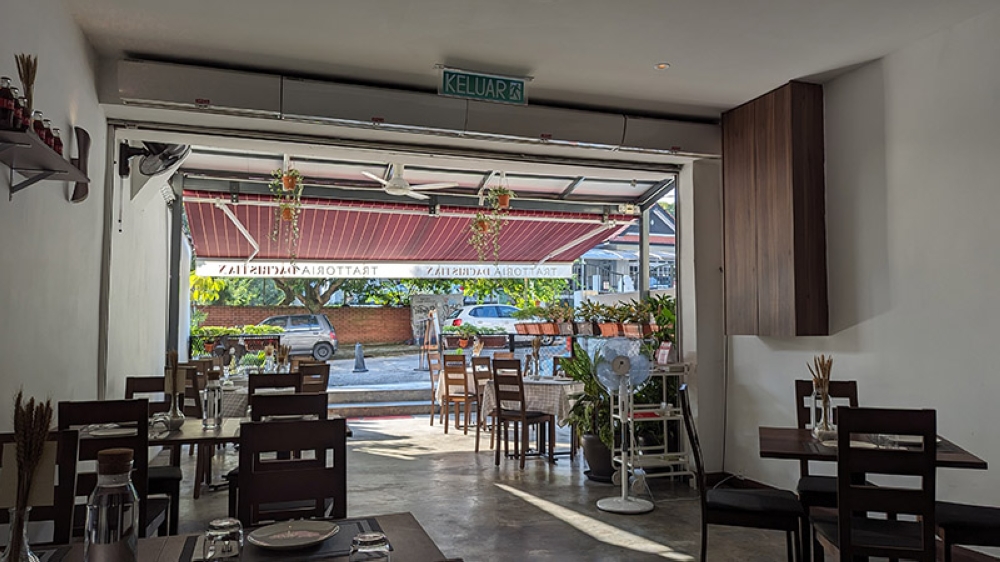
[595,338,654,514]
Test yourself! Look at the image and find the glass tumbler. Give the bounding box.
[203,518,243,561]
[349,531,391,562]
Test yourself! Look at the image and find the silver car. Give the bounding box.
[258,314,338,361]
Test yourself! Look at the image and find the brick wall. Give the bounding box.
[198,305,413,345]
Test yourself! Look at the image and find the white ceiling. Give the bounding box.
[69,0,996,119]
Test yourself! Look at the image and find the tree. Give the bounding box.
[190,273,226,305]
[272,279,358,313]
[461,278,568,308]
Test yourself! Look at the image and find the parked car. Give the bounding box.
[445,305,555,345]
[258,314,338,361]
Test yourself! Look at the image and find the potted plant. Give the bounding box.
[476,326,509,348]
[596,303,626,337]
[468,212,503,263]
[546,302,575,336]
[442,324,478,348]
[512,305,544,335]
[576,301,602,336]
[646,294,677,362]
[269,167,304,258]
[487,185,515,210]
[622,299,654,338]
[562,343,615,482]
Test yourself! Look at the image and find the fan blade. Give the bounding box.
[362,171,390,186]
[404,191,431,200]
[409,182,459,191]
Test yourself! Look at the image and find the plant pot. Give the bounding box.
[556,322,574,336]
[282,174,297,191]
[581,434,614,482]
[281,207,294,221]
[475,219,489,232]
[643,323,658,338]
[479,334,508,348]
[598,322,622,337]
[540,322,559,336]
[458,338,469,348]
[204,343,215,354]
[496,193,510,209]
[525,323,542,335]
[514,323,529,335]
[574,321,595,336]
[622,323,642,338]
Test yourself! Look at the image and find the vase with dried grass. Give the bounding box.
[807,354,835,439]
[1,391,53,562]
[14,54,36,116]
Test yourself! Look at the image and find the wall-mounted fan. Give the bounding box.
[118,142,191,178]
[362,163,457,200]
[594,338,654,514]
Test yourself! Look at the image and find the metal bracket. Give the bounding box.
[10,169,58,194]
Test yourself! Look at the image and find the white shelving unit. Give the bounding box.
[611,363,693,485]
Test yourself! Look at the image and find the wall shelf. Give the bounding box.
[0,129,90,197]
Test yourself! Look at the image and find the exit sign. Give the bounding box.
[439,70,527,105]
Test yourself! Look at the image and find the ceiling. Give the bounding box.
[69,0,996,120]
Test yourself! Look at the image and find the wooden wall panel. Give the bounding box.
[722,102,758,334]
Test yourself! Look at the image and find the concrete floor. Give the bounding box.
[169,415,798,562]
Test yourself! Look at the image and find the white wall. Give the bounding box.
[725,6,1000,515]
[0,0,107,429]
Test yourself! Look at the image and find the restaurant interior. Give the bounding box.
[2,1,1000,561]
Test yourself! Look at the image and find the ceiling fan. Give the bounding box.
[362,163,458,200]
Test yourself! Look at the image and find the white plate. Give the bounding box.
[820,440,878,449]
[246,521,339,550]
[886,435,941,445]
[89,427,138,437]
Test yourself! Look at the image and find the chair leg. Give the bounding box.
[942,534,952,562]
[548,419,556,463]
[785,531,794,562]
[444,401,450,434]
[168,481,179,535]
[228,478,238,517]
[812,526,823,562]
[429,382,436,426]
[495,420,502,466]
[520,420,529,469]
[800,517,811,562]
[475,408,482,453]
[463,400,470,435]
[700,522,708,562]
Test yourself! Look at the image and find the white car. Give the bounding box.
[445,305,555,345]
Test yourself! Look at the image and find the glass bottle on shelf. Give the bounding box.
[84,448,139,562]
[31,111,46,142]
[0,77,14,130]
[16,98,29,131]
[9,87,21,132]
[42,119,54,148]
[202,371,223,429]
[51,128,63,156]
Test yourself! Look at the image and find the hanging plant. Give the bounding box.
[468,211,504,263]
[487,184,515,211]
[269,167,304,259]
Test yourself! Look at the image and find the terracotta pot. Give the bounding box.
[281,207,294,221]
[204,343,215,353]
[643,323,658,337]
[475,219,489,232]
[458,338,469,348]
[479,335,508,348]
[496,193,510,209]
[282,174,297,191]
[540,322,559,335]
[525,323,542,335]
[574,321,595,336]
[557,322,574,336]
[622,323,642,338]
[598,322,622,337]
[514,323,529,335]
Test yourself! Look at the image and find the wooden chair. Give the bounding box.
[471,356,494,452]
[428,352,442,426]
[679,384,804,562]
[181,366,205,419]
[936,501,1000,562]
[811,407,936,561]
[124,376,182,534]
[493,359,554,469]
[441,354,474,434]
[227,393,329,517]
[237,418,347,526]
[793,379,859,561]
[0,430,79,545]
[58,399,168,537]
[492,351,515,361]
[248,373,303,395]
[300,363,330,394]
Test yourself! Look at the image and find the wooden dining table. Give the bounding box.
[758,427,988,470]
[53,512,447,562]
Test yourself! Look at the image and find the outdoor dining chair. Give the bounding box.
[441,354,474,434]
[680,385,804,562]
[427,351,442,426]
[0,429,79,545]
[811,407,937,561]
[493,359,554,469]
[124,376,182,534]
[299,362,331,394]
[248,373,303,395]
[471,356,494,452]
[237,418,347,525]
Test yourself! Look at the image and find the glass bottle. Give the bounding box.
[31,111,46,143]
[41,119,53,148]
[84,448,139,562]
[9,87,21,132]
[0,77,14,130]
[1,507,40,562]
[16,98,29,131]
[51,128,63,156]
[202,371,223,429]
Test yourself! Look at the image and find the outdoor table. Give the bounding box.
[481,378,583,424]
[51,512,446,562]
[219,386,295,418]
[758,427,988,470]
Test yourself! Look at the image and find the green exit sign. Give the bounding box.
[439,70,527,105]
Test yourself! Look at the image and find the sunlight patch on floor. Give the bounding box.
[495,483,695,561]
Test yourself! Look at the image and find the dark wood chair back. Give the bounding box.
[0,430,79,545]
[237,418,347,525]
[679,385,708,516]
[182,367,205,418]
[442,354,469,399]
[299,363,330,394]
[836,407,936,561]
[492,351,515,361]
[794,379,858,476]
[249,393,328,422]
[125,376,170,415]
[248,373,303,395]
[57,399,152,537]
[492,360,525,415]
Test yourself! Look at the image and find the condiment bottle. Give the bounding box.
[51,128,63,156]
[31,111,46,142]
[42,119,54,148]
[84,448,139,562]
[0,77,14,130]
[16,97,29,131]
[9,87,21,131]
[202,371,223,429]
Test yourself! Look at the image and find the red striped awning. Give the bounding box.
[184,192,632,264]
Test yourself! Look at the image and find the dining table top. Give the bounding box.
[149,416,353,445]
[55,512,446,562]
[758,427,988,470]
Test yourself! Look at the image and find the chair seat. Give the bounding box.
[937,501,1000,531]
[813,514,923,551]
[707,488,805,516]
[797,474,837,508]
[149,465,183,483]
[498,409,550,419]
